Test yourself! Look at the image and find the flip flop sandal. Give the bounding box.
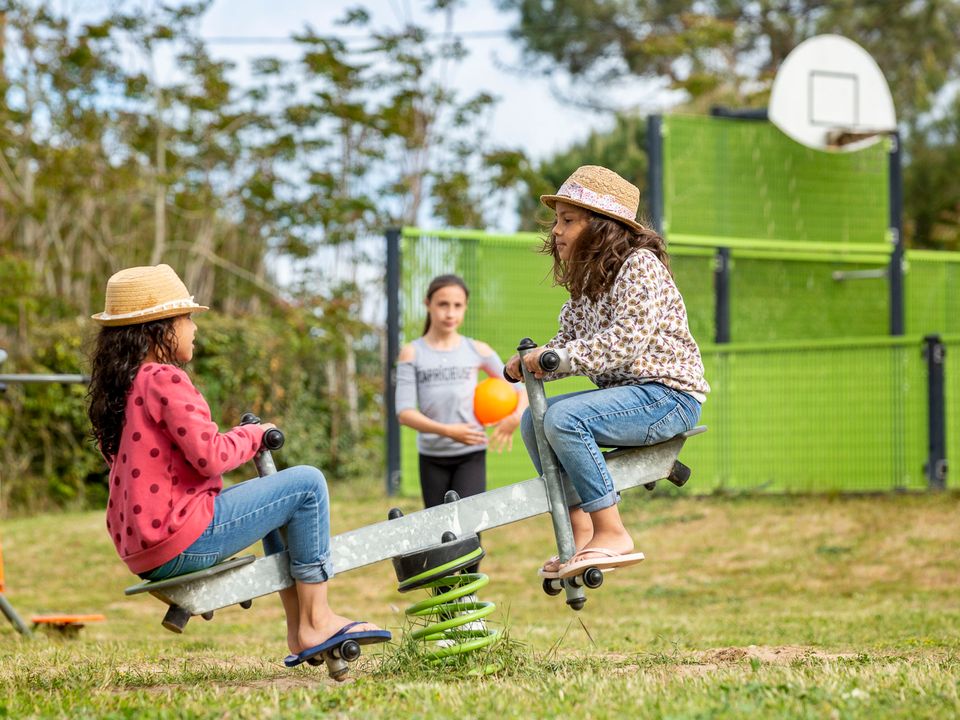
[557,548,645,579]
[537,546,591,579]
[537,555,562,579]
[283,621,392,668]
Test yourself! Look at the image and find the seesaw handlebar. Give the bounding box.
[503,341,560,383]
[239,411,285,451]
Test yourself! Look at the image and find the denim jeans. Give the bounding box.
[520,383,701,513]
[140,465,333,583]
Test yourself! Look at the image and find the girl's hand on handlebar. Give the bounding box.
[522,347,549,379]
[504,354,523,383]
[260,423,277,432]
[445,423,487,446]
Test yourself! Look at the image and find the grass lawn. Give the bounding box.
[1,482,958,719]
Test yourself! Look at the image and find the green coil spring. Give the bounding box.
[399,548,499,662]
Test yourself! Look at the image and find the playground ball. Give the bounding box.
[474,377,519,425]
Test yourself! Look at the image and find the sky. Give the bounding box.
[192,0,666,164]
[59,0,676,301]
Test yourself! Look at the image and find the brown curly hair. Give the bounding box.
[87,318,182,461]
[541,211,671,302]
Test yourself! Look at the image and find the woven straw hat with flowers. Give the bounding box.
[91,264,208,327]
[540,165,645,232]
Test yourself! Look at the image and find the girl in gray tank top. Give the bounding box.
[395,275,527,511]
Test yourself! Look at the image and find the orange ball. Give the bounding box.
[473,377,519,425]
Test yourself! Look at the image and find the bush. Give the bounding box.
[0,310,384,514]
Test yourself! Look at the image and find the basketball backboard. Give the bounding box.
[769,35,896,152]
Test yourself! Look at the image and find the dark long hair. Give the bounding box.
[542,213,671,302]
[87,318,181,461]
[422,274,470,334]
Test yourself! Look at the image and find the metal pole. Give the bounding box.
[0,595,32,637]
[385,228,402,496]
[923,335,947,489]
[517,338,586,611]
[889,131,904,336]
[646,115,664,234]
[714,247,731,343]
[0,374,89,384]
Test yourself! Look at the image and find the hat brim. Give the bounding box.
[540,194,645,233]
[91,304,209,327]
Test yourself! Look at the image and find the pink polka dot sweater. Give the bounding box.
[104,363,266,575]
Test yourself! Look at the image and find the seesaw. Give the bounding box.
[124,338,705,680]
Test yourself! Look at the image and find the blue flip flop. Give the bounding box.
[284,621,392,668]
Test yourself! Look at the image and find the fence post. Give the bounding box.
[385,228,402,496]
[923,334,947,489]
[888,131,904,336]
[714,248,731,344]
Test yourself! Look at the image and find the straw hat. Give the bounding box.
[91,264,208,326]
[540,165,644,232]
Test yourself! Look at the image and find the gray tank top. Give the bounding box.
[395,336,506,457]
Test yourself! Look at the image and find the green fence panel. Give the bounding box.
[680,338,928,492]
[662,114,889,245]
[727,254,888,341]
[906,252,960,337]
[397,228,950,496]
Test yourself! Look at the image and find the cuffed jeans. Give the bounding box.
[140,465,333,584]
[520,383,701,513]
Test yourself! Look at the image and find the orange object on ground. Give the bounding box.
[31,614,106,638]
[31,614,106,625]
[473,377,519,425]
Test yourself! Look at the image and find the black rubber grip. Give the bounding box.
[540,350,560,372]
[503,366,520,383]
[263,428,285,450]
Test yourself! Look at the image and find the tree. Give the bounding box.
[499,0,960,248]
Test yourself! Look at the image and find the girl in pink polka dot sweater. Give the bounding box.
[88,264,386,660]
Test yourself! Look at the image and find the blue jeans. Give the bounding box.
[140,465,333,584]
[520,383,701,512]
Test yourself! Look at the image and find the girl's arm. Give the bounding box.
[395,343,485,446]
[145,366,265,477]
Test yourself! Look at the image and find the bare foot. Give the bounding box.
[296,614,380,654]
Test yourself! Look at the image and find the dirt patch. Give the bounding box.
[698,645,857,664]
[603,646,864,678]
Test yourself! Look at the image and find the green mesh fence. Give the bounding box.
[686,337,927,492]
[395,116,955,495]
[906,252,960,336]
[662,114,889,246]
[398,229,947,495]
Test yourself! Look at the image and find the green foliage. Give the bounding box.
[0,309,384,514]
[0,1,539,510]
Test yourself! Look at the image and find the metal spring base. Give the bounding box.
[405,571,499,662]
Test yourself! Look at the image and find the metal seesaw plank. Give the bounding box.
[153,431,700,616]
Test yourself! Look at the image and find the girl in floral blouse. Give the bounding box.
[504,165,709,578]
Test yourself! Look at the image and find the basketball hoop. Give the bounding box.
[769,35,897,153]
